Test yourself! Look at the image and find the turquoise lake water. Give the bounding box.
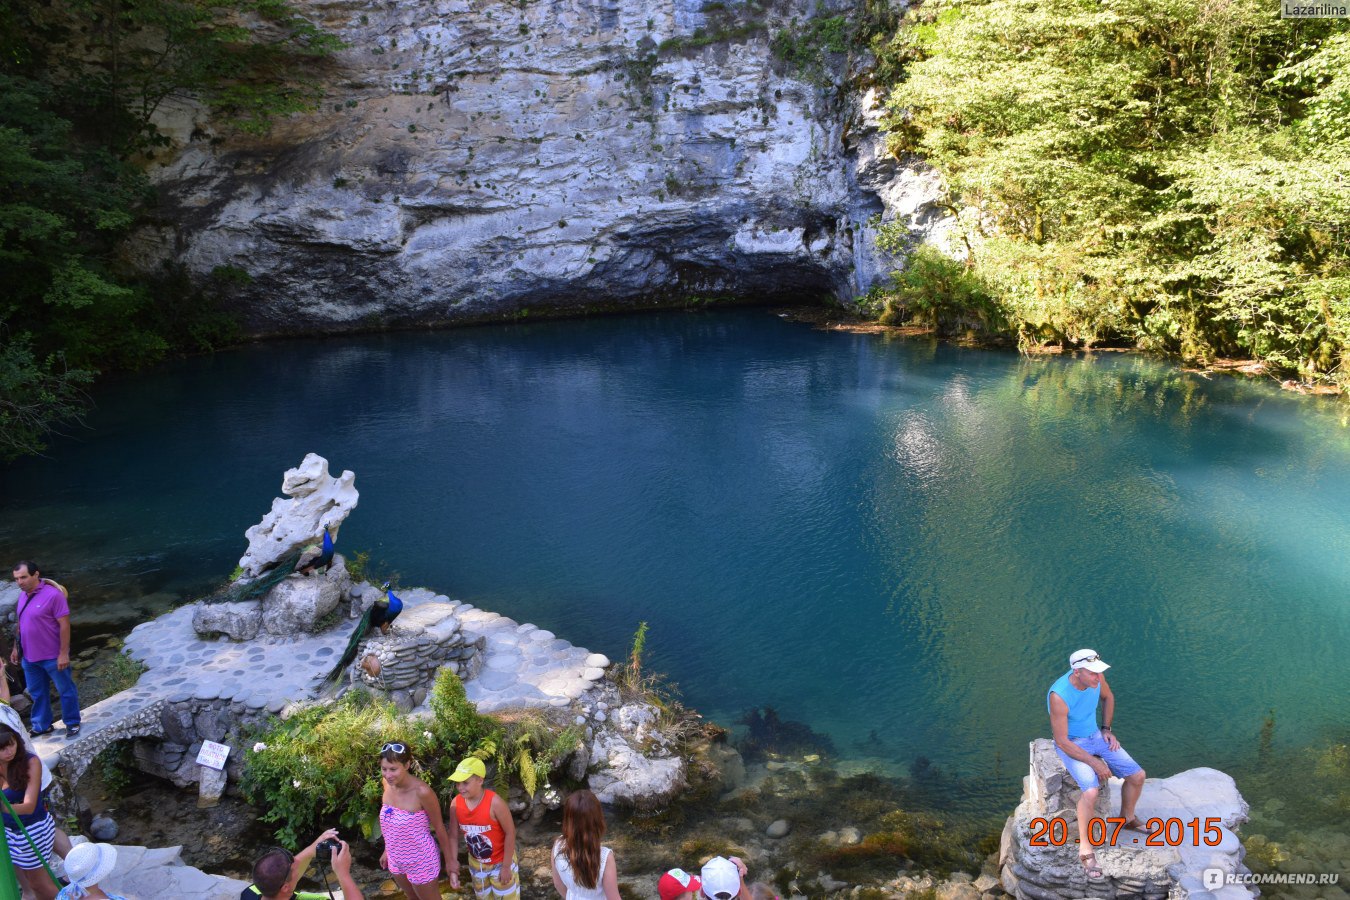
[3,308,1348,826]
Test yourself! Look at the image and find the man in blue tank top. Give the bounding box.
[1047,648,1146,880]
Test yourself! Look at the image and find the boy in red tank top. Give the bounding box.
[447,757,520,900]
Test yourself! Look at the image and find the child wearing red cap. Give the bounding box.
[658,868,702,900]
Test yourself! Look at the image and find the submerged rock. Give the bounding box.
[935,880,980,900]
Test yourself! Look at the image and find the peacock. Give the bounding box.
[369,581,404,634]
[203,528,335,604]
[295,528,335,574]
[321,582,404,690]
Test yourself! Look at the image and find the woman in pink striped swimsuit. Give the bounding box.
[378,742,453,899]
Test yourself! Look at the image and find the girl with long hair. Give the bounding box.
[0,724,58,900]
[550,788,621,900]
[377,741,454,900]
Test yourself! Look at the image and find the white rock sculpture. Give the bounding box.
[238,454,358,578]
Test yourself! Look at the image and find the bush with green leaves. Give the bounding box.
[241,670,580,847]
[871,245,1006,338]
[878,0,1350,385]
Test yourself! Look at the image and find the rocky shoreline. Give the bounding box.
[0,568,1317,900]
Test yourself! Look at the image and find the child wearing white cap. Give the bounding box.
[700,856,751,900]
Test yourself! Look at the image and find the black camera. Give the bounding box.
[315,837,341,864]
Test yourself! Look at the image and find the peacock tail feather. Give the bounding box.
[322,604,375,689]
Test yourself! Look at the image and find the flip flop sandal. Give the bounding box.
[1080,851,1106,880]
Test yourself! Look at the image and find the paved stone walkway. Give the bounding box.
[60,842,355,899]
[33,581,609,782]
[453,601,609,714]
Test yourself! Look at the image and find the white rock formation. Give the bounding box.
[124,0,949,329]
[586,701,686,809]
[1000,739,1253,900]
[238,454,358,578]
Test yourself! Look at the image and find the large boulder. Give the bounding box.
[586,701,686,810]
[259,558,348,635]
[1025,737,1112,821]
[0,581,20,623]
[1000,739,1252,900]
[191,600,262,641]
[238,454,358,578]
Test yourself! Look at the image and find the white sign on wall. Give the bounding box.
[196,740,231,771]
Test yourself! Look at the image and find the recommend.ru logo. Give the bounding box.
[1203,869,1341,888]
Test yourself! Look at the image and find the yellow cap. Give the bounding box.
[448,757,487,782]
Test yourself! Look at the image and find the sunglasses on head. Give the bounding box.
[381,742,407,755]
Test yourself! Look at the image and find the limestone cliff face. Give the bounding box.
[128,0,946,331]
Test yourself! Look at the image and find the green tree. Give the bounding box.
[63,0,344,147]
[0,0,337,458]
[879,0,1350,384]
[0,331,92,460]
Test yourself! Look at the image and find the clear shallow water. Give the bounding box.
[3,309,1349,823]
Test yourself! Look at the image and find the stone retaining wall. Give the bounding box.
[354,599,485,710]
[135,697,278,788]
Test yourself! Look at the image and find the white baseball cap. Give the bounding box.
[701,856,742,900]
[1070,649,1110,673]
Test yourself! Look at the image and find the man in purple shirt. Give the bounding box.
[9,561,81,738]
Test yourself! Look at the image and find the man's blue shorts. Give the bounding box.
[1055,731,1143,790]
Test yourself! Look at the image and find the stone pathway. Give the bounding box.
[453,600,609,714]
[32,581,609,778]
[53,842,356,900]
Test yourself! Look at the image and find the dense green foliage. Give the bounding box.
[241,670,580,847]
[772,0,901,84]
[874,0,1350,386]
[0,0,335,459]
